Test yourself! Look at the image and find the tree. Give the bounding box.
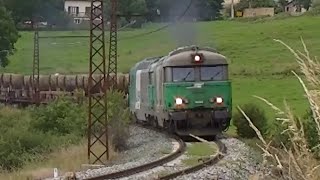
[235,0,276,11]
[0,1,19,67]
[278,0,289,11]
[313,0,320,7]
[157,0,224,21]
[145,0,161,21]
[3,0,67,27]
[196,0,224,20]
[104,0,147,22]
[297,0,312,10]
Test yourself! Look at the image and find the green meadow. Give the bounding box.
[3,15,320,119]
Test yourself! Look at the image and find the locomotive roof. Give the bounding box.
[168,45,217,56]
[132,56,162,71]
[163,48,228,67]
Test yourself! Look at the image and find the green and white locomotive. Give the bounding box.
[128,46,232,137]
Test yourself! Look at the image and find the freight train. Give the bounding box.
[128,46,232,137]
[0,73,129,103]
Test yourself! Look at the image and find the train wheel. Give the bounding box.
[130,112,139,124]
[165,119,175,134]
[151,117,158,128]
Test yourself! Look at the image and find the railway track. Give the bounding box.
[80,124,226,180]
[82,125,186,180]
[158,139,226,180]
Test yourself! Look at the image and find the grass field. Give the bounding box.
[182,142,218,166]
[3,16,320,75]
[2,16,319,118]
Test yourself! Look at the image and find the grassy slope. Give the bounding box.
[3,16,320,75]
[1,16,319,117]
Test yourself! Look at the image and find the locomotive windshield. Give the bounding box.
[200,66,227,81]
[172,67,195,82]
[168,65,228,82]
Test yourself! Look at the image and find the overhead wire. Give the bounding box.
[37,0,194,41]
[118,0,194,41]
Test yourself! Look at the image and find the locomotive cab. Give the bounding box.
[161,47,232,137]
[128,46,232,138]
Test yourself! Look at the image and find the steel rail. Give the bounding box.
[157,139,227,180]
[82,124,186,180]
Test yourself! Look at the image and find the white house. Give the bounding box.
[285,0,308,15]
[223,0,240,8]
[64,0,91,24]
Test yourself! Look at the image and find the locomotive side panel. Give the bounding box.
[140,70,150,119]
[154,61,168,127]
[128,57,162,121]
[128,69,136,113]
[134,70,146,121]
[147,71,155,113]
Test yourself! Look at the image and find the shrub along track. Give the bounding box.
[82,124,226,180]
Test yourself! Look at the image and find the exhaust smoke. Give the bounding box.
[168,0,198,47]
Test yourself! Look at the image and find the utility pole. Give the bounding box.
[32,22,40,105]
[88,0,109,164]
[107,0,118,89]
[231,0,235,19]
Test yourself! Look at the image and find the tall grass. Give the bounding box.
[238,38,320,180]
[0,90,130,179]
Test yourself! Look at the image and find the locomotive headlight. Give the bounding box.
[216,97,223,104]
[191,53,203,63]
[194,55,201,62]
[175,98,183,105]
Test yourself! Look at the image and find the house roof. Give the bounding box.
[65,0,91,2]
[286,0,296,5]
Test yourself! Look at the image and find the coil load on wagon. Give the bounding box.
[11,74,24,89]
[0,73,130,94]
[0,73,25,89]
[76,74,87,90]
[50,75,59,91]
[65,75,77,92]
[39,75,50,91]
[24,75,32,89]
[1,73,12,88]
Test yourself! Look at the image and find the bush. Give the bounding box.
[29,96,87,137]
[268,118,292,149]
[107,90,131,152]
[233,103,268,138]
[245,39,320,179]
[0,98,87,171]
[0,107,55,171]
[303,110,320,159]
[85,90,131,152]
[305,6,320,16]
[0,91,131,171]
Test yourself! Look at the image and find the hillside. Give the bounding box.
[2,16,319,75]
[1,16,319,117]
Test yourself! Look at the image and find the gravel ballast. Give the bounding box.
[115,138,273,180]
[171,138,273,180]
[47,130,273,180]
[46,125,174,180]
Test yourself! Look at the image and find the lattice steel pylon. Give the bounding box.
[107,0,118,89]
[32,27,40,105]
[88,0,109,164]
